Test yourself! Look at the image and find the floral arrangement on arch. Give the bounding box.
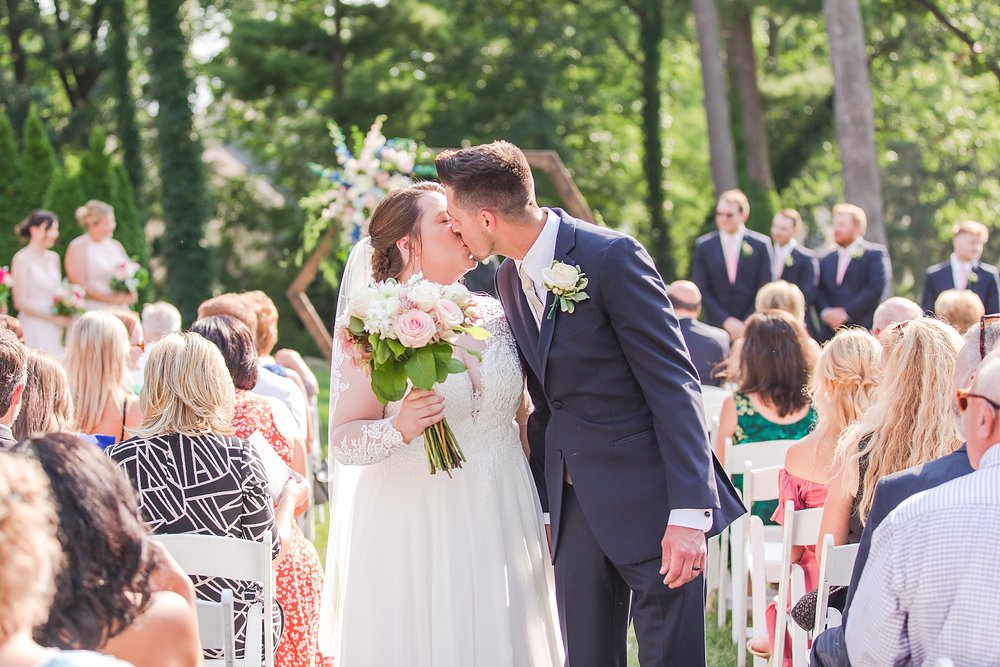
[301,115,437,258]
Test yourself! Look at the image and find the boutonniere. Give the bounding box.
[741,241,754,257]
[541,261,590,319]
[784,253,795,268]
[968,270,980,284]
[851,246,865,261]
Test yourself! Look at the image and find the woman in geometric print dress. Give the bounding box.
[192,314,332,667]
[105,331,311,662]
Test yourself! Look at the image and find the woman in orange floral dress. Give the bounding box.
[193,315,333,667]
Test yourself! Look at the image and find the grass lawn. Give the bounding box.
[305,358,736,666]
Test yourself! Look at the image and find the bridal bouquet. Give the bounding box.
[52,280,86,317]
[339,277,489,476]
[0,266,12,311]
[109,260,149,294]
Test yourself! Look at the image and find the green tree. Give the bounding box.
[147,0,213,323]
[0,112,23,263]
[42,167,85,258]
[107,0,144,207]
[78,127,115,204]
[110,162,148,267]
[13,106,59,228]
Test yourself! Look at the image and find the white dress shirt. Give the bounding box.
[516,209,712,532]
[773,239,797,280]
[846,445,1000,666]
[950,253,975,290]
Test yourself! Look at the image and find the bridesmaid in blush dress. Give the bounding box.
[11,210,73,357]
[64,200,135,312]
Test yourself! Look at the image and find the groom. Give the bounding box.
[436,142,744,667]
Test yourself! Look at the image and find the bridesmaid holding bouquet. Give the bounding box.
[65,200,135,311]
[11,210,73,357]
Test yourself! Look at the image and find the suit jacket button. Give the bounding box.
[552,400,564,409]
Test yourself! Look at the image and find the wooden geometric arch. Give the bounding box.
[287,149,595,361]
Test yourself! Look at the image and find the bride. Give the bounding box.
[320,182,562,666]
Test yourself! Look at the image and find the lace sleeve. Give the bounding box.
[328,335,408,466]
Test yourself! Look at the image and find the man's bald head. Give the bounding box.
[668,280,702,317]
[872,297,923,336]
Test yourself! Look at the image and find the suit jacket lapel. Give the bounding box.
[499,263,543,379]
[538,214,577,381]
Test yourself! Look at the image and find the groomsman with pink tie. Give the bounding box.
[770,209,818,324]
[815,203,892,341]
[690,190,773,340]
[921,220,999,315]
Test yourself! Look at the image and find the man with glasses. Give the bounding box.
[845,351,1000,665]
[690,190,773,339]
[815,203,892,341]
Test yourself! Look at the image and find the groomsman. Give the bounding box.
[815,203,892,341]
[690,190,773,339]
[921,220,999,314]
[770,208,818,324]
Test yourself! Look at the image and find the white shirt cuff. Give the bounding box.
[543,513,551,525]
[668,508,713,531]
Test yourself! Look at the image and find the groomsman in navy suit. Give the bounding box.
[815,203,892,341]
[770,208,818,315]
[921,220,999,315]
[690,190,773,339]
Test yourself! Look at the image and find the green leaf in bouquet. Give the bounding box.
[373,338,391,365]
[460,325,491,341]
[405,347,437,389]
[371,363,407,404]
[386,338,405,357]
[349,316,365,335]
[446,358,467,374]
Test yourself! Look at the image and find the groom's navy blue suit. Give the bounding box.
[496,210,744,667]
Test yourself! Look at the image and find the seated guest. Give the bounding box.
[667,280,729,386]
[935,288,985,335]
[809,320,999,667]
[64,311,141,443]
[133,302,182,387]
[192,316,331,667]
[0,451,129,667]
[105,332,310,661]
[691,189,773,339]
[871,296,922,336]
[755,280,821,358]
[0,327,27,450]
[770,209,818,314]
[815,204,892,341]
[818,318,962,554]
[198,294,307,441]
[21,433,201,667]
[0,314,24,342]
[921,220,999,314]
[110,310,145,386]
[12,350,74,440]
[846,353,1000,665]
[748,328,882,661]
[716,310,818,521]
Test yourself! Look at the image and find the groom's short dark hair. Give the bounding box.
[435,141,535,220]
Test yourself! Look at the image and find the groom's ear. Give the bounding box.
[481,210,498,230]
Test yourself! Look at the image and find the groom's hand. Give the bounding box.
[659,525,707,589]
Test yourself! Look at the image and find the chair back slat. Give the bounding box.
[726,439,797,477]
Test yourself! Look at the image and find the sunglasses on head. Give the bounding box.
[981,314,1000,359]
[956,387,1000,413]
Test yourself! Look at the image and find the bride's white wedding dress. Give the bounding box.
[321,296,562,667]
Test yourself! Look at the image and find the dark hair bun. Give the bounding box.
[16,209,57,240]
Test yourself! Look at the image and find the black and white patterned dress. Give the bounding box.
[105,431,281,659]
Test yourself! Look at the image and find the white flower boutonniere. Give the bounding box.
[541,261,590,319]
[968,270,980,284]
[741,241,754,258]
[851,246,865,261]
[784,253,795,268]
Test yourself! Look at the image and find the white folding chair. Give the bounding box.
[772,502,824,667]
[813,534,860,636]
[197,589,237,667]
[154,531,275,667]
[717,439,797,640]
[701,385,729,442]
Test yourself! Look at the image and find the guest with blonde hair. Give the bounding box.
[748,328,882,660]
[0,451,129,667]
[65,200,134,311]
[105,332,310,662]
[111,309,146,376]
[64,311,141,443]
[935,288,985,335]
[755,280,807,323]
[12,349,75,440]
[818,317,963,552]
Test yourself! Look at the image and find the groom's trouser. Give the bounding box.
[554,482,707,667]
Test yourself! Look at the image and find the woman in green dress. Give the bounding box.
[715,310,818,522]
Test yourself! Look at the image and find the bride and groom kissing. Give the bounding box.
[323,141,744,666]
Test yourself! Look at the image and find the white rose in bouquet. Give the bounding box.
[409,282,441,312]
[442,283,473,307]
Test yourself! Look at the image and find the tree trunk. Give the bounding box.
[724,8,774,193]
[638,1,673,278]
[824,0,886,244]
[147,0,213,323]
[107,0,144,208]
[332,0,346,97]
[3,0,28,84]
[691,0,738,195]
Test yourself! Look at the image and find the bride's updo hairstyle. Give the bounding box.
[369,181,445,282]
